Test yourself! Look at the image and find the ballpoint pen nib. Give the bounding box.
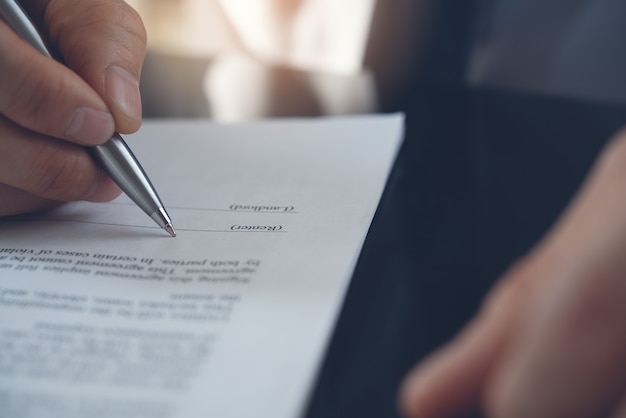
[165,224,177,237]
[151,207,176,237]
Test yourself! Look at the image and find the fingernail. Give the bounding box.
[105,65,142,121]
[66,107,115,144]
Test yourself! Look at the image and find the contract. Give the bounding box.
[0,115,404,418]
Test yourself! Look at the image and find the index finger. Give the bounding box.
[36,0,147,133]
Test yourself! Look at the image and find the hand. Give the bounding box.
[399,128,626,418]
[0,0,146,216]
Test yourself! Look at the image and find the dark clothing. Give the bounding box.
[367,0,626,109]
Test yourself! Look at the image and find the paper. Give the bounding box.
[0,115,404,418]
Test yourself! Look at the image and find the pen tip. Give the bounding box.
[165,224,176,237]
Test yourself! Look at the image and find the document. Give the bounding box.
[0,115,404,418]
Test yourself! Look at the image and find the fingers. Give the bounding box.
[0,179,121,217]
[486,267,626,417]
[0,0,146,146]
[484,131,626,417]
[399,128,626,418]
[0,21,115,145]
[402,246,626,418]
[0,0,144,215]
[0,184,62,215]
[42,0,147,133]
[398,262,533,418]
[0,116,121,216]
[398,322,490,418]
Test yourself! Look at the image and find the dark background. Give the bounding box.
[304,1,626,415]
[304,85,626,417]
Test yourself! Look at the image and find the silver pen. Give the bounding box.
[0,0,176,237]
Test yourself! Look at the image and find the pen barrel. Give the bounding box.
[0,0,51,57]
[1,0,173,234]
[89,135,168,225]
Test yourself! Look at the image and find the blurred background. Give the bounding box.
[120,3,626,417]
[126,0,385,121]
[127,0,626,121]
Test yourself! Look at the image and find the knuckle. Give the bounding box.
[120,4,148,49]
[1,72,38,124]
[3,69,70,134]
[50,0,147,58]
[107,5,148,66]
[89,1,148,47]
[26,140,95,201]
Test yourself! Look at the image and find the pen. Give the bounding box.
[0,0,176,237]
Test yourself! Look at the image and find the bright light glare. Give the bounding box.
[130,0,375,74]
[129,0,239,57]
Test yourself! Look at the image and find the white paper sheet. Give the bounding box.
[0,115,404,418]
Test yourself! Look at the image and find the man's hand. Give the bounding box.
[400,128,626,418]
[0,0,146,215]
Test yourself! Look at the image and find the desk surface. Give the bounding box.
[304,85,626,418]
